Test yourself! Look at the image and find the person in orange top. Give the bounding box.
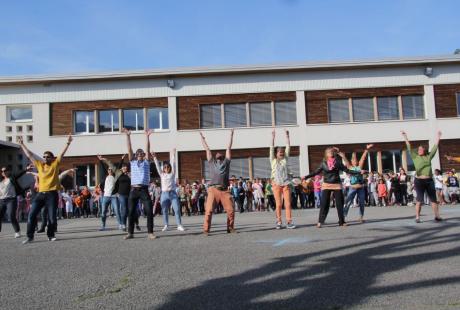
[377,179,388,207]
[18,134,73,243]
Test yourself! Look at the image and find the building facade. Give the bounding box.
[1,55,460,187]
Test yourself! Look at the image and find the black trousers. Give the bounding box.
[0,197,20,233]
[27,191,58,239]
[319,189,345,225]
[128,187,153,234]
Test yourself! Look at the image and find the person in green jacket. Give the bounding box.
[401,130,442,223]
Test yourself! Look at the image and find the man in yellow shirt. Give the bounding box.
[18,134,73,243]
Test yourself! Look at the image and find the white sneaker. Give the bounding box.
[22,238,33,244]
[49,237,57,242]
[161,225,169,232]
[14,232,21,238]
[177,225,185,231]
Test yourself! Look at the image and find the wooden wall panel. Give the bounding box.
[176,92,296,130]
[439,139,460,171]
[51,97,168,135]
[434,84,460,118]
[305,86,424,124]
[307,141,429,172]
[178,147,300,182]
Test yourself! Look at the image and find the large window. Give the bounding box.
[229,158,250,179]
[402,95,424,120]
[75,164,96,188]
[252,157,271,179]
[250,102,272,126]
[275,101,297,125]
[381,150,402,172]
[74,111,95,134]
[123,109,144,131]
[328,99,350,123]
[148,107,169,130]
[352,98,374,122]
[7,106,32,122]
[224,103,247,128]
[377,96,399,120]
[200,105,222,129]
[98,110,119,133]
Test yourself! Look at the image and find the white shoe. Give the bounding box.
[22,238,33,244]
[177,225,185,231]
[162,225,169,232]
[49,237,57,242]
[14,232,21,238]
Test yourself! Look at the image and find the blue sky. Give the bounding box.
[1,0,459,76]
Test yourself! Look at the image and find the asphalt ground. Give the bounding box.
[1,204,460,310]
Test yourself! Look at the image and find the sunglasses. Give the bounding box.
[43,155,52,159]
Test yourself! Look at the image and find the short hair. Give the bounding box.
[43,151,55,158]
[135,149,145,155]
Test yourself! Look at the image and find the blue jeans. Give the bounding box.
[117,194,128,226]
[314,191,321,208]
[160,191,182,226]
[101,196,121,227]
[27,191,58,239]
[344,187,366,217]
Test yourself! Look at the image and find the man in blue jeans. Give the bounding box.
[19,134,73,243]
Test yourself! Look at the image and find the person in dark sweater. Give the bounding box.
[304,147,364,228]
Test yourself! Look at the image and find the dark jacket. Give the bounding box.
[1,170,29,198]
[304,157,361,184]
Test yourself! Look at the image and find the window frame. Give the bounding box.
[274,101,297,126]
[147,107,169,131]
[122,108,145,132]
[351,97,375,123]
[73,110,96,135]
[328,98,351,123]
[224,103,248,128]
[199,104,224,129]
[401,95,425,120]
[6,106,33,123]
[98,109,120,133]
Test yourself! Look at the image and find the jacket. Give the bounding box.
[304,157,361,184]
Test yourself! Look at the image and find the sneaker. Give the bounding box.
[124,234,133,240]
[227,228,237,234]
[148,233,157,240]
[435,217,443,222]
[162,225,169,232]
[14,232,21,238]
[22,238,33,244]
[136,225,141,231]
[177,225,185,232]
[99,227,106,231]
[48,237,57,242]
[275,222,282,230]
[286,223,296,229]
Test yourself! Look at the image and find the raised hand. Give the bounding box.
[437,130,442,138]
[401,130,407,137]
[151,152,157,158]
[446,155,453,161]
[285,129,289,137]
[122,154,127,160]
[97,155,104,161]
[17,136,24,145]
[67,133,73,144]
[122,128,131,136]
[366,144,374,150]
[146,129,154,136]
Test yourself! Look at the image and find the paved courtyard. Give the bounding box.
[1,205,460,310]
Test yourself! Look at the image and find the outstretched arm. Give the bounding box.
[446,155,460,163]
[304,166,323,180]
[58,134,73,160]
[122,129,133,161]
[145,129,153,160]
[171,148,176,175]
[359,144,373,169]
[226,129,234,160]
[270,129,276,161]
[401,130,411,149]
[59,168,76,181]
[337,151,351,168]
[429,130,441,160]
[17,136,39,166]
[199,132,212,161]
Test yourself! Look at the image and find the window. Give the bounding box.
[457,92,460,116]
[148,107,169,130]
[6,136,12,142]
[224,103,247,128]
[250,102,272,126]
[6,126,12,132]
[287,156,300,177]
[98,110,119,133]
[381,150,401,172]
[16,126,23,133]
[377,96,399,120]
[123,109,144,131]
[352,98,374,122]
[7,106,32,122]
[74,111,95,134]
[252,157,271,179]
[229,158,250,179]
[75,165,96,188]
[275,101,297,125]
[402,95,424,120]
[17,154,23,161]
[26,125,33,132]
[328,99,350,123]
[200,104,222,129]
[27,135,33,143]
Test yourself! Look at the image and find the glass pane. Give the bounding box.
[394,150,402,171]
[252,157,271,179]
[148,107,168,130]
[9,107,32,121]
[457,93,460,116]
[229,158,250,179]
[352,98,374,122]
[98,110,119,132]
[250,102,272,126]
[328,99,350,123]
[369,152,378,173]
[89,164,96,187]
[76,165,88,187]
[381,151,394,173]
[123,109,144,131]
[200,105,222,128]
[402,95,424,119]
[377,96,399,120]
[275,101,297,125]
[202,160,211,180]
[74,111,94,133]
[287,156,300,177]
[224,103,247,128]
